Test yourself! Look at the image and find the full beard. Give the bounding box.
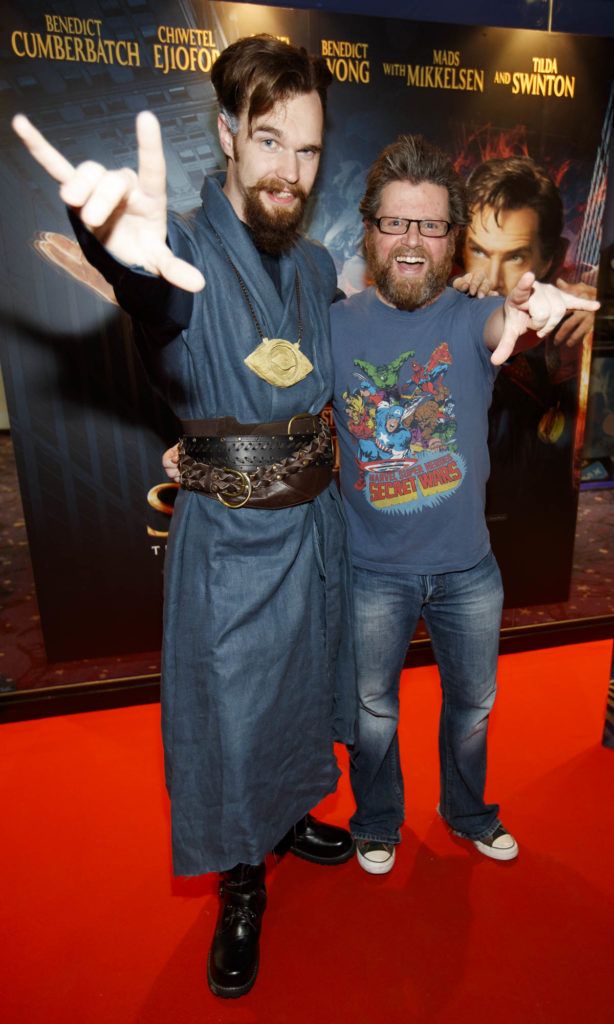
[367,235,455,311]
[242,177,307,255]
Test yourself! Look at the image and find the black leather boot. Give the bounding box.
[275,813,355,864]
[207,862,266,999]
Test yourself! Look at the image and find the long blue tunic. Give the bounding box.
[75,174,355,875]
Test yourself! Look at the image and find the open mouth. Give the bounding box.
[394,253,427,273]
[264,188,297,206]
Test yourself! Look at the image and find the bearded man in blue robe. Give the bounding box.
[13,35,355,1000]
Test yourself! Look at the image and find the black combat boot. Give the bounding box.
[207,862,267,999]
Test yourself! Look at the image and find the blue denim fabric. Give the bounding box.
[349,550,503,844]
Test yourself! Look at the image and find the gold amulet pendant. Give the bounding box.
[244,337,313,388]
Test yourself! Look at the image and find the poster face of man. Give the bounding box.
[460,156,587,609]
[462,205,552,295]
[2,2,611,670]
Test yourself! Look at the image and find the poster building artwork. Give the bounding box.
[0,1,611,662]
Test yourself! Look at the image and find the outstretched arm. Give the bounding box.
[12,111,205,293]
[483,271,600,366]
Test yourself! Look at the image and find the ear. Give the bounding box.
[217,113,235,160]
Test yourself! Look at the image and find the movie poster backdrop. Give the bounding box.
[0,1,611,664]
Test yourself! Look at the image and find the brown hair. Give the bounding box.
[211,34,332,130]
[359,134,469,227]
[466,156,564,266]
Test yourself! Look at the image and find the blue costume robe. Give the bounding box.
[73,174,355,875]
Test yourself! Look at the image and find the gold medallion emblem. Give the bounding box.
[244,337,314,388]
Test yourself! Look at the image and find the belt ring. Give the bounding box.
[287,412,314,436]
[216,468,253,509]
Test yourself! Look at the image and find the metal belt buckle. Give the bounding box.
[216,467,253,509]
[287,412,315,436]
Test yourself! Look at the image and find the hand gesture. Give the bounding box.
[489,271,600,366]
[12,111,205,293]
[452,270,498,298]
[551,278,597,347]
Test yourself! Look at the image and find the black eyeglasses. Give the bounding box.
[371,217,452,237]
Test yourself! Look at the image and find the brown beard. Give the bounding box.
[367,234,455,311]
[242,177,307,255]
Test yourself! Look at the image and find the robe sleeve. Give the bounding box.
[66,208,194,334]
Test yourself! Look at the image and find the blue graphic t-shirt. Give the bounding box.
[331,286,503,574]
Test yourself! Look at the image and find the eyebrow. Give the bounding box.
[467,238,531,258]
[252,124,282,137]
[379,214,448,220]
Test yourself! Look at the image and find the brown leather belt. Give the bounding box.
[178,413,333,509]
[181,413,320,437]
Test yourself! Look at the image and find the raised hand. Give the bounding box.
[452,269,498,298]
[487,271,600,366]
[12,111,205,293]
[551,278,597,347]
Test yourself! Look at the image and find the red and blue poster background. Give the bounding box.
[0,0,611,665]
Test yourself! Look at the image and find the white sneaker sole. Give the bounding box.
[356,846,396,875]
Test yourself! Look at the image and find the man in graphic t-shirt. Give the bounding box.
[331,135,598,875]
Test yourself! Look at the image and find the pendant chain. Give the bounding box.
[211,224,302,345]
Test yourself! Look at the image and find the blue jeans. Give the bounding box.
[349,551,503,844]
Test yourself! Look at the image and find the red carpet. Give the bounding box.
[2,640,613,1023]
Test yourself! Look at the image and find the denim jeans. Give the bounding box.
[349,550,503,844]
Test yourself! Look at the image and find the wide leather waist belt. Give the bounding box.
[178,413,333,509]
[181,413,320,437]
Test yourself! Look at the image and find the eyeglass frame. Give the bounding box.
[369,217,453,238]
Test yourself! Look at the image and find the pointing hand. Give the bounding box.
[490,271,600,366]
[12,111,205,293]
